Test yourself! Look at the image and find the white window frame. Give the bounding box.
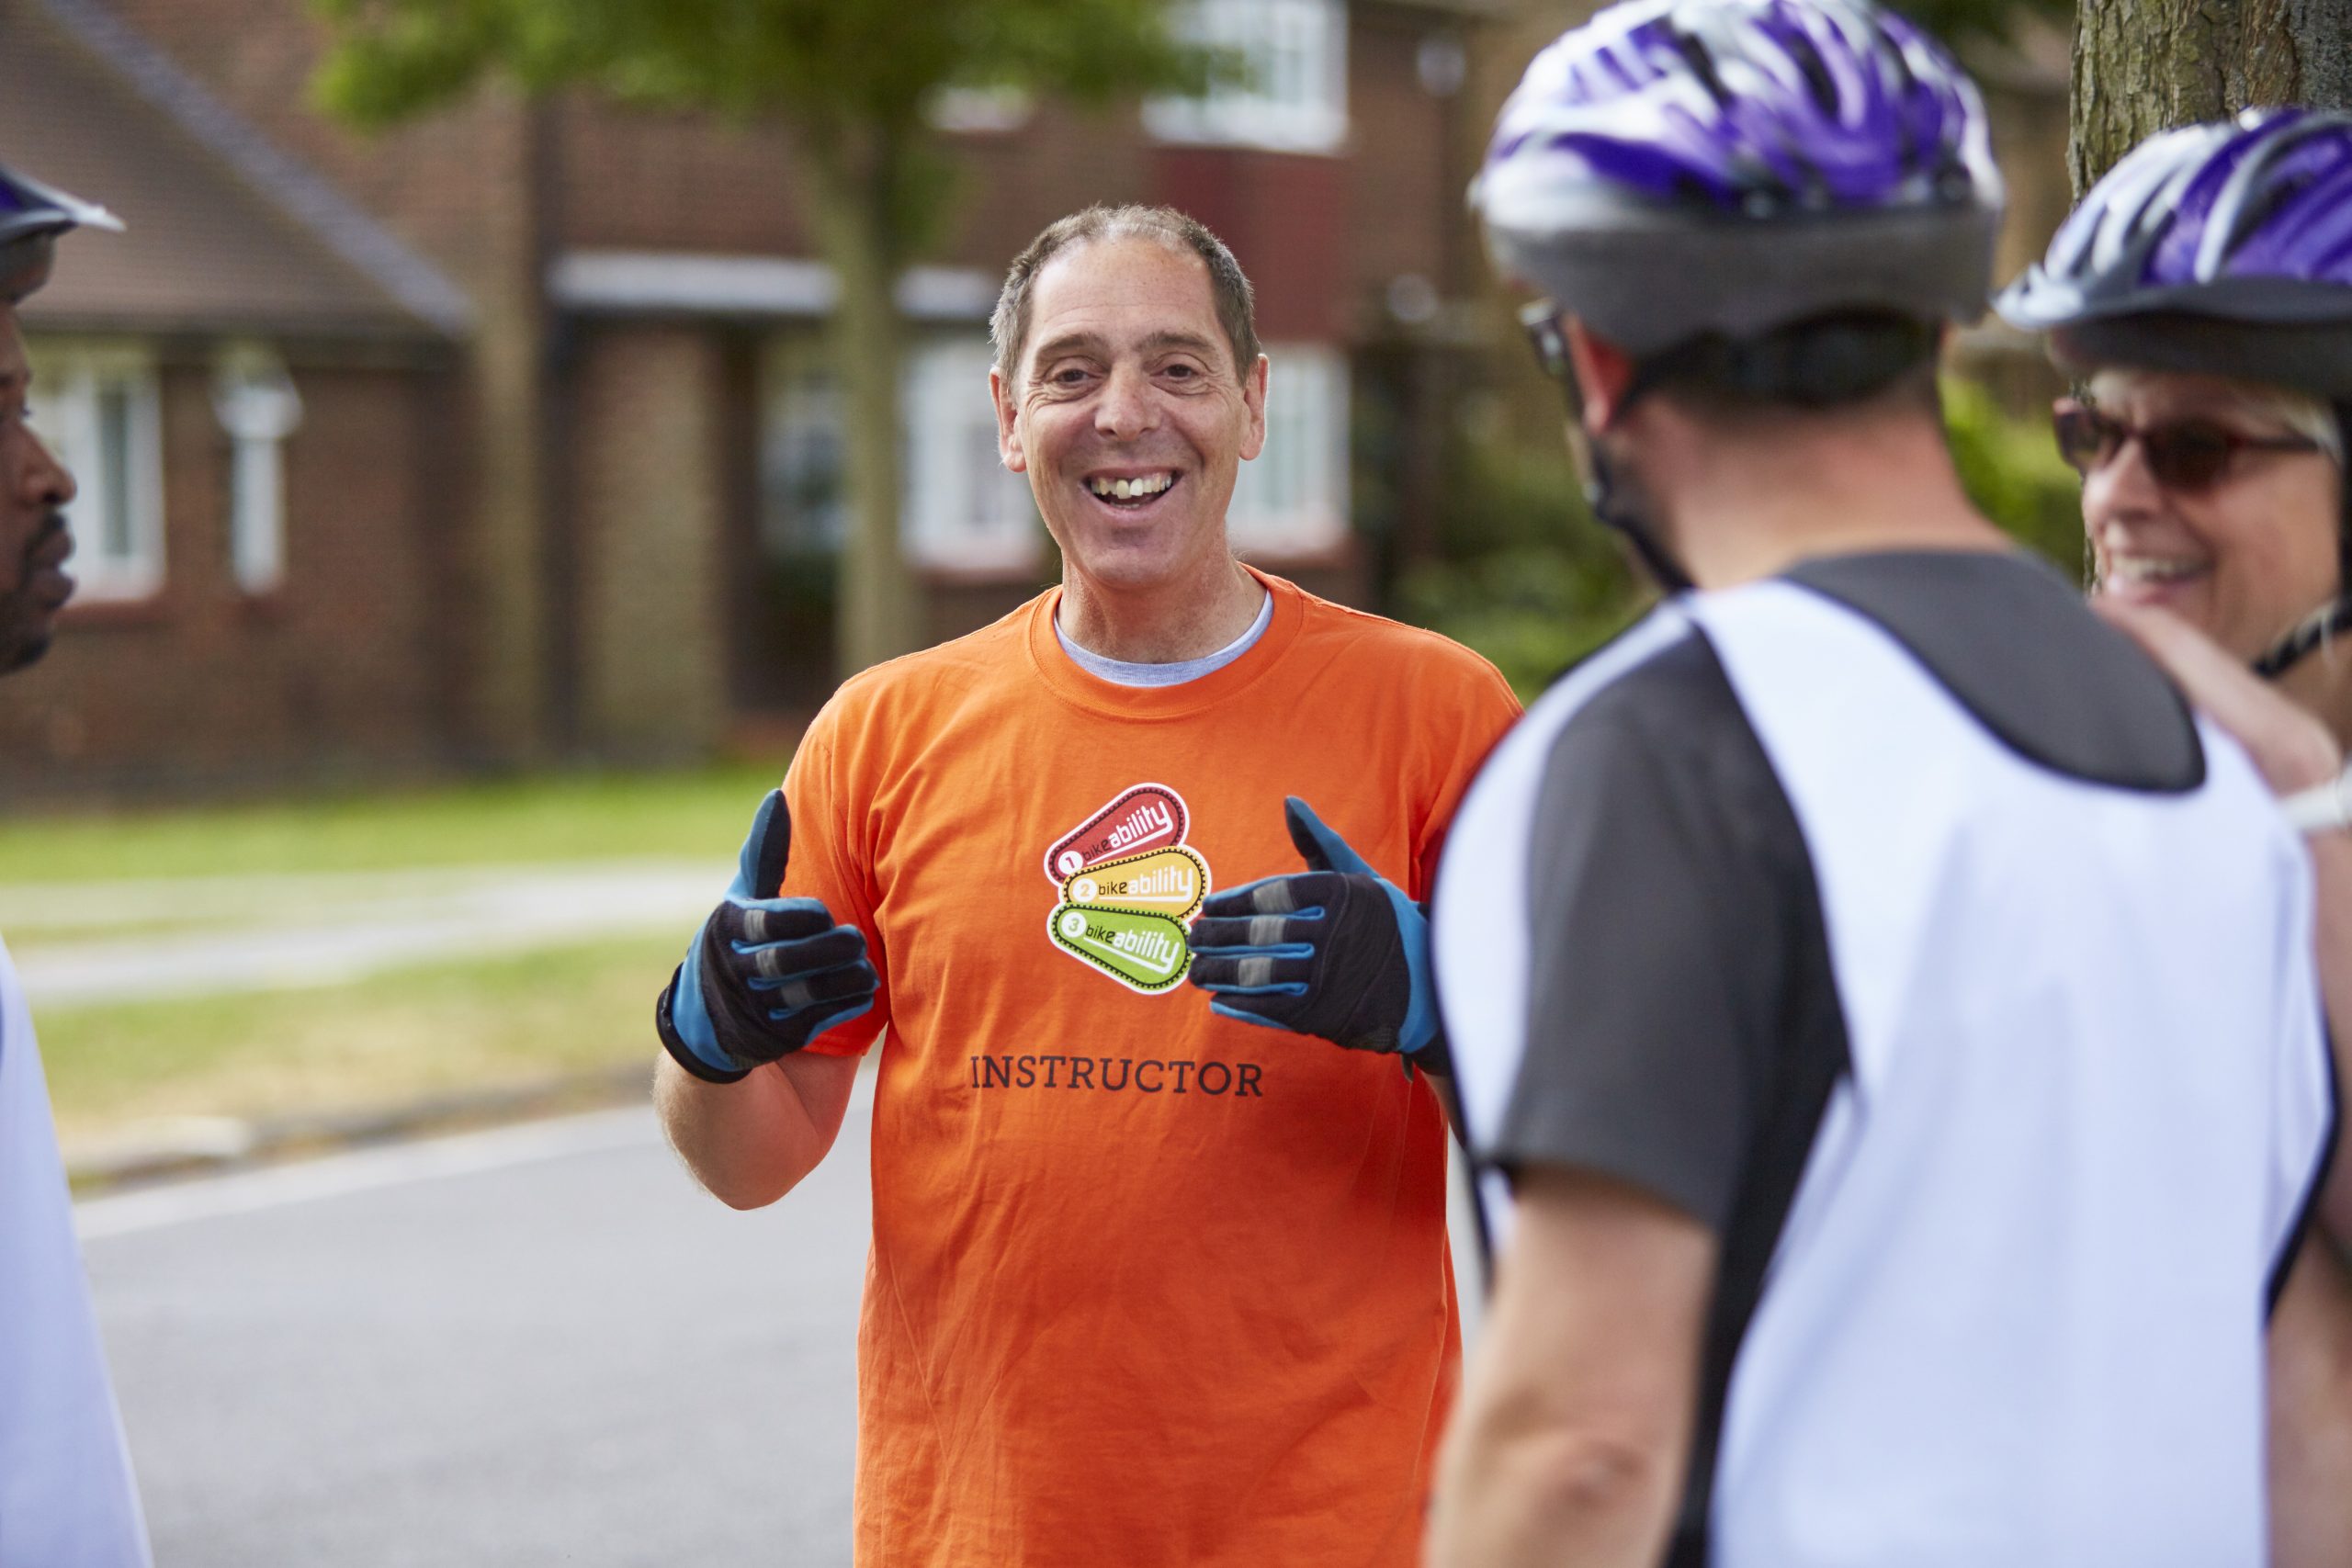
[27,342,164,603]
[1229,343,1349,558]
[902,335,1040,575]
[760,333,1042,577]
[213,344,303,596]
[1145,0,1349,155]
[925,85,1035,135]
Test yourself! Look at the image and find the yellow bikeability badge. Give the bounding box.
[1061,845,1209,922]
[1044,784,1211,994]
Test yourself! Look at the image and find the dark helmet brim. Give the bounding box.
[1488,198,2000,355]
[2041,312,2352,401]
[0,163,119,304]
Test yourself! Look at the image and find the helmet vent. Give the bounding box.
[1784,33,1840,117]
[1669,27,1734,107]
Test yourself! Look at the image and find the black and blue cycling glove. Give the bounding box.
[1185,797,1443,1072]
[656,789,878,1084]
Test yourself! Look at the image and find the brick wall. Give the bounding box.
[938,104,1156,274]
[1154,148,1351,344]
[0,351,453,802]
[1346,8,1469,310]
[568,322,728,760]
[101,0,560,764]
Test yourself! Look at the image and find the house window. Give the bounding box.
[213,347,303,595]
[760,334,1039,575]
[758,340,848,559]
[28,344,164,601]
[1146,0,1348,154]
[1229,344,1348,558]
[926,85,1035,135]
[904,335,1040,574]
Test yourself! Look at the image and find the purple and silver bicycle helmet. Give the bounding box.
[1998,107,2352,396]
[1474,0,2004,357]
[1998,107,2352,675]
[0,162,118,305]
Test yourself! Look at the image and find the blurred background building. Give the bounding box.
[0,0,2075,803]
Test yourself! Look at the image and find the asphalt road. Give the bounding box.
[79,1077,874,1568]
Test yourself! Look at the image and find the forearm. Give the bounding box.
[1427,1169,1702,1568]
[654,1050,849,1209]
[1427,1404,1683,1568]
[2270,1243,2352,1567]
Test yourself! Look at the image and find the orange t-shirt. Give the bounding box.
[783,570,1521,1567]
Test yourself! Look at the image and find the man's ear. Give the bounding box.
[1564,319,1636,434]
[1238,354,1269,463]
[990,367,1026,473]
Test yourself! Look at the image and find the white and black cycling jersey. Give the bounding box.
[1435,549,2337,1568]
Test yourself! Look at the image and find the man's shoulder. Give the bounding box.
[814,593,1046,730]
[1283,581,1520,706]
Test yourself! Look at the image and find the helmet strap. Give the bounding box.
[1585,436,1694,596]
[2263,401,2352,679]
[2253,598,2352,680]
[2335,399,2352,593]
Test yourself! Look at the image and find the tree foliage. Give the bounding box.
[1402,381,2085,699]
[314,0,1211,129]
[1894,0,2072,50]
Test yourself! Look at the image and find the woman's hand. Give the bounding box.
[2094,597,2344,797]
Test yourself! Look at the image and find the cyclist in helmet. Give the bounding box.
[1429,6,2335,1565]
[0,163,146,1565]
[1998,105,2352,1565]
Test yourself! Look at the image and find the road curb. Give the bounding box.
[66,1062,656,1194]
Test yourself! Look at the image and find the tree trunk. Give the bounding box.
[2072,0,2352,194]
[804,130,922,679]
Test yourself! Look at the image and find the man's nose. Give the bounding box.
[24,426,74,509]
[1092,364,1157,440]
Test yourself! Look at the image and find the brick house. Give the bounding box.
[0,0,467,800]
[0,0,1511,800]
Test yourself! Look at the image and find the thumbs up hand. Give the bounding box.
[657,789,878,1083]
[1185,797,1440,1066]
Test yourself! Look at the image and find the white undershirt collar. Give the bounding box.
[1055,587,1274,687]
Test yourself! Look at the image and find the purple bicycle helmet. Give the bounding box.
[1999,108,2352,676]
[1997,107,2352,397]
[1474,0,2004,357]
[0,162,118,305]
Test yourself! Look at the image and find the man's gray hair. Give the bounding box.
[990,205,1261,383]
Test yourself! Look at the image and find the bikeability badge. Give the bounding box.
[1044,784,1210,993]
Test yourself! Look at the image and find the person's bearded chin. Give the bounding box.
[0,510,70,673]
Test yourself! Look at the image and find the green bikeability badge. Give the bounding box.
[1044,784,1210,993]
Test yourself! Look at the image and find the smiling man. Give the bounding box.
[0,164,148,1566]
[651,206,1518,1566]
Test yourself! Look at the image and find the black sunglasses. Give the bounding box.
[2052,398,2323,494]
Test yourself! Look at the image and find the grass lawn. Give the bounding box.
[0,762,786,885]
[0,764,796,1152]
[43,932,684,1152]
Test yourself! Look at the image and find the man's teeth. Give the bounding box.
[1089,473,1174,501]
[2109,556,2205,584]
